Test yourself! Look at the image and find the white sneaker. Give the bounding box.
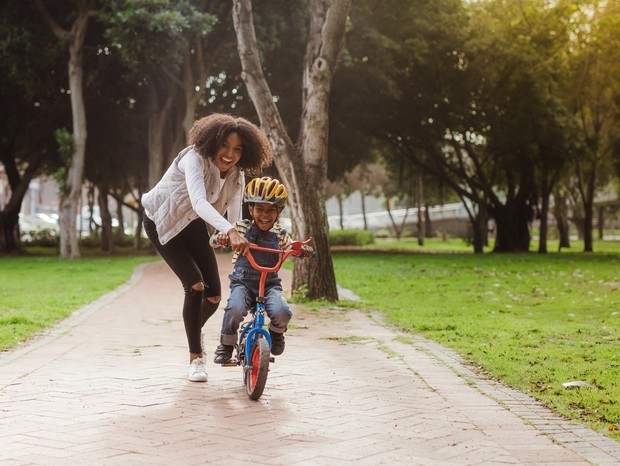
[188,357,208,382]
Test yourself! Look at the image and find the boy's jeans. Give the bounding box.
[220,283,293,346]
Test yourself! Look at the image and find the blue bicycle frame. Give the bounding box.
[238,299,272,365]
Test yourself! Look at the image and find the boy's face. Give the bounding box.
[249,203,280,231]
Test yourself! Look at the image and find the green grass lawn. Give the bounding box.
[0,253,158,351]
[332,240,620,440]
[367,236,620,254]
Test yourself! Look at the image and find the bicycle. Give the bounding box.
[212,236,314,400]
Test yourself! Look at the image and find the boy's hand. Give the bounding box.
[213,232,229,247]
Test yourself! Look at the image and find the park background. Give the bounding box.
[1,0,619,442]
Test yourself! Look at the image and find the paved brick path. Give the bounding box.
[1,255,619,465]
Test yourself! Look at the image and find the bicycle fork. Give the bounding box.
[235,299,273,368]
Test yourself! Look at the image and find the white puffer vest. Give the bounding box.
[142,146,243,245]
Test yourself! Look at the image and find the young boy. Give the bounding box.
[211,177,314,364]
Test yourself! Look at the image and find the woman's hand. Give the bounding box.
[227,228,250,255]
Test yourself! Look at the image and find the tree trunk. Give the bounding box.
[59,25,88,257]
[555,204,570,250]
[59,196,79,257]
[147,84,177,188]
[461,197,486,254]
[553,190,571,250]
[337,193,344,230]
[181,44,208,136]
[416,174,424,246]
[386,198,405,239]
[583,198,594,252]
[492,201,532,252]
[0,211,20,253]
[36,1,97,259]
[134,210,144,249]
[538,192,549,254]
[597,205,604,240]
[116,201,124,240]
[232,0,351,301]
[86,184,96,235]
[386,198,395,237]
[471,215,486,254]
[581,166,596,252]
[98,182,115,254]
[424,204,433,238]
[0,149,41,253]
[360,190,368,230]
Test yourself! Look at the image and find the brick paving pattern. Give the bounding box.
[1,255,619,465]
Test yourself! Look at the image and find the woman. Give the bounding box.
[142,113,273,382]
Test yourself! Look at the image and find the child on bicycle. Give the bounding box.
[211,177,314,364]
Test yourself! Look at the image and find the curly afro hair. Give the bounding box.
[188,113,273,174]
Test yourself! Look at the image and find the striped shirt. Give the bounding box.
[227,219,292,265]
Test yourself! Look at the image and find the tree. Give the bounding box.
[566,1,620,252]
[102,1,222,188]
[334,0,585,253]
[35,0,104,259]
[232,0,351,300]
[83,73,148,252]
[333,0,496,251]
[0,2,69,254]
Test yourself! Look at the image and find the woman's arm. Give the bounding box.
[183,150,234,233]
[226,172,245,225]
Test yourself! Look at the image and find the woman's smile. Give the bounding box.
[215,132,243,174]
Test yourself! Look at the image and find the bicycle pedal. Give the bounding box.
[221,359,239,367]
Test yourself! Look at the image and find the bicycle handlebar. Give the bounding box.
[247,238,314,273]
[210,236,315,273]
[212,236,314,297]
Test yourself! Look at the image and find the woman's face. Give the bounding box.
[214,132,243,174]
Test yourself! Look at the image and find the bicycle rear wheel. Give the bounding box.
[246,337,270,400]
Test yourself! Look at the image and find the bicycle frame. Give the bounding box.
[239,238,313,358]
[245,239,313,301]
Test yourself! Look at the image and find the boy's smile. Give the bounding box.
[250,203,281,231]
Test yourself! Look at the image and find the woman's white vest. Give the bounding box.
[142,146,243,245]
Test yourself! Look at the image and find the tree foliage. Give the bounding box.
[563,0,620,251]
[1,0,619,257]
[0,2,70,253]
[331,0,619,253]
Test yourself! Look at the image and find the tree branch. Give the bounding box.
[34,0,69,41]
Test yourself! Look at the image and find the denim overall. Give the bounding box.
[219,223,292,346]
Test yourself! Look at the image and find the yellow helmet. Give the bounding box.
[244,177,288,207]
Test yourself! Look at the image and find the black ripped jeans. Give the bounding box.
[144,217,221,354]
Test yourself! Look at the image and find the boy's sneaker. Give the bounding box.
[270,331,285,356]
[188,357,208,382]
[214,344,233,364]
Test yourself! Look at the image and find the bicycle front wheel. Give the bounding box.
[246,337,270,400]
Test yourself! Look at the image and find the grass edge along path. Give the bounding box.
[331,248,620,442]
[0,255,159,353]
